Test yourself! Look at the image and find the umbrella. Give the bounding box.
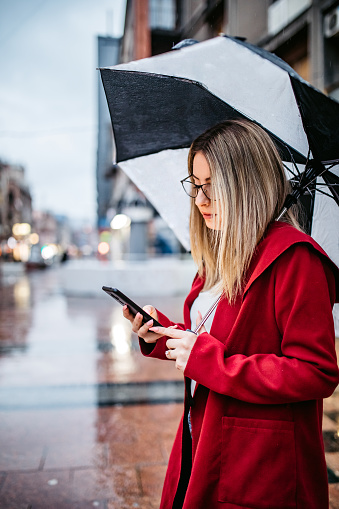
[99,35,339,263]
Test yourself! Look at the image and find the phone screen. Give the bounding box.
[102,286,162,327]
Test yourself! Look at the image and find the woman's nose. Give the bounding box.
[195,188,209,206]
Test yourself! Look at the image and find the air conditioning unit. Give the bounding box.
[324,6,339,38]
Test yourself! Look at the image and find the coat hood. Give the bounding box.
[244,221,339,302]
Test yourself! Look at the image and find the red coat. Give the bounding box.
[140,222,339,509]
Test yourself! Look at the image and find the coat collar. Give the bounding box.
[243,221,339,299]
[186,222,339,314]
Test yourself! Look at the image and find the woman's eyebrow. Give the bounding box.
[191,174,211,183]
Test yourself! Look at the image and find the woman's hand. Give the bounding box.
[122,305,164,343]
[150,311,206,372]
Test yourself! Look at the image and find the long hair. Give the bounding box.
[188,119,301,302]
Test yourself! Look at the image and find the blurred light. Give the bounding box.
[41,245,54,260]
[14,278,31,307]
[99,230,111,242]
[13,242,30,262]
[16,243,30,262]
[7,237,17,249]
[13,245,21,261]
[67,245,78,257]
[80,244,93,256]
[110,323,131,355]
[98,241,110,255]
[12,223,31,236]
[49,244,59,256]
[110,214,131,230]
[29,233,39,245]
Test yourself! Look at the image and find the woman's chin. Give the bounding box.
[204,218,220,230]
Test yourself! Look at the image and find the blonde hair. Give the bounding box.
[188,119,300,302]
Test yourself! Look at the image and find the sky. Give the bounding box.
[0,0,126,225]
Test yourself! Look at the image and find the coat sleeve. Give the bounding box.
[139,310,185,359]
[184,244,339,405]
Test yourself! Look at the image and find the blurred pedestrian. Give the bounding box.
[123,119,339,509]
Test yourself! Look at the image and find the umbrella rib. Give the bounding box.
[323,163,338,171]
[315,182,339,187]
[306,148,311,168]
[279,156,334,220]
[289,148,301,177]
[302,164,329,189]
[267,130,306,174]
[304,186,315,196]
[194,295,222,334]
[313,188,338,200]
[283,163,298,178]
[321,159,339,165]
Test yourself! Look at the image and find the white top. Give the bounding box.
[190,285,220,396]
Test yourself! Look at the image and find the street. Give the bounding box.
[0,265,184,508]
[1,264,339,508]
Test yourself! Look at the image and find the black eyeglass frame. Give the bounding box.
[180,175,212,200]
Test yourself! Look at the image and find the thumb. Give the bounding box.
[143,305,158,320]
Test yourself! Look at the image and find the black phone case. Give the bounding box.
[102,286,163,328]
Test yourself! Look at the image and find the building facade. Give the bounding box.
[176,0,339,98]
[260,0,339,100]
[0,162,32,243]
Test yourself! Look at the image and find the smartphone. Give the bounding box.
[102,286,163,327]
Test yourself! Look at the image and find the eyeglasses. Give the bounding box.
[180,176,212,200]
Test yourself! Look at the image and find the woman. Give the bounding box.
[123,119,339,509]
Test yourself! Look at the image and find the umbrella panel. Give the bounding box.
[322,170,339,206]
[100,69,306,165]
[291,78,339,162]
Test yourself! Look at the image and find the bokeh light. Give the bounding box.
[98,241,110,255]
[110,214,131,230]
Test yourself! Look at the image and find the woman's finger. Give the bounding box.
[166,338,179,350]
[149,326,185,338]
[131,312,144,333]
[165,348,177,360]
[122,305,135,323]
[122,308,161,344]
[143,305,159,321]
[138,318,155,336]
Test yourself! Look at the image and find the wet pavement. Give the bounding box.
[1,263,339,508]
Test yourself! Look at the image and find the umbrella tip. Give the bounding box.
[172,39,199,50]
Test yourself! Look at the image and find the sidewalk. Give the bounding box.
[0,266,339,508]
[0,267,185,508]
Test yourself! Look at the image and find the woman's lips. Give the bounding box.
[202,213,214,219]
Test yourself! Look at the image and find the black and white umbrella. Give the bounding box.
[99,35,339,264]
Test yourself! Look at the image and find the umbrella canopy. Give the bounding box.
[99,35,339,263]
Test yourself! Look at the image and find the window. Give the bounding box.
[149,0,176,30]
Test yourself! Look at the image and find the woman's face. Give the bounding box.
[192,151,220,230]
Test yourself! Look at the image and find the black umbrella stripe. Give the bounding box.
[290,77,339,163]
[100,69,243,162]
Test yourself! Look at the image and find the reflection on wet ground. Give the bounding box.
[0,265,339,508]
[0,381,185,410]
[0,266,184,508]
